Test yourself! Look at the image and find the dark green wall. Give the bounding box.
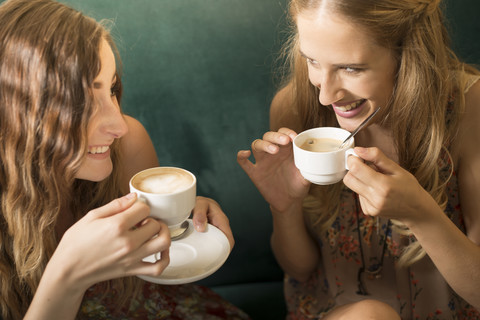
[60,0,289,290]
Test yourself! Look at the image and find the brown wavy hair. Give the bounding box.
[0,0,135,318]
[279,0,480,266]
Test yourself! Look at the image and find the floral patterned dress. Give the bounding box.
[284,76,480,320]
[78,281,251,319]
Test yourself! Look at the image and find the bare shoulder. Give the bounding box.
[458,78,480,156]
[119,115,159,189]
[121,116,156,157]
[270,83,302,132]
[456,78,480,243]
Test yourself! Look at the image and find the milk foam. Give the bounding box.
[138,173,192,194]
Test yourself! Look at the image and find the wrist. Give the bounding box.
[42,250,90,298]
[270,201,303,217]
[400,190,442,230]
[270,202,306,231]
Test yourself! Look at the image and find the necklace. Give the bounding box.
[354,196,391,296]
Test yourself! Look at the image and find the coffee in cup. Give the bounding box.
[299,137,343,152]
[293,127,357,185]
[131,167,194,194]
[129,167,196,231]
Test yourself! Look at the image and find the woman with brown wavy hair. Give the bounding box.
[0,0,248,319]
[238,0,480,318]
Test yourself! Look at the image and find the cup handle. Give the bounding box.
[345,148,359,170]
[135,194,148,205]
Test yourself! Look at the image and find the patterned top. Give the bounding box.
[77,281,251,319]
[284,75,480,320]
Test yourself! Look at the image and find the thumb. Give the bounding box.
[89,192,138,219]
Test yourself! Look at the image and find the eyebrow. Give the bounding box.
[299,50,368,68]
[93,73,117,89]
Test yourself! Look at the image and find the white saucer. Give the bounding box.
[137,219,230,285]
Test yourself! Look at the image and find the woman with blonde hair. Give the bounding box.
[238,0,480,318]
[0,0,248,319]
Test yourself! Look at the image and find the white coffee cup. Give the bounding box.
[293,127,357,185]
[129,167,196,232]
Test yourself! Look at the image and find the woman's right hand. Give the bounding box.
[237,127,311,213]
[48,192,171,292]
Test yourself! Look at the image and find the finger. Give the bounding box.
[345,153,383,190]
[88,192,138,219]
[112,199,151,230]
[208,215,234,251]
[202,204,234,250]
[191,197,209,232]
[357,194,380,217]
[130,248,170,277]
[251,138,280,154]
[354,147,398,175]
[262,130,294,146]
[277,127,298,140]
[131,217,164,244]
[192,197,234,250]
[343,171,381,217]
[134,223,171,260]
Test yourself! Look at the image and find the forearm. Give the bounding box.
[24,259,86,319]
[270,203,320,282]
[404,196,480,309]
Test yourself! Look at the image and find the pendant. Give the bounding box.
[366,264,382,280]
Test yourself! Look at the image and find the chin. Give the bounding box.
[76,163,113,182]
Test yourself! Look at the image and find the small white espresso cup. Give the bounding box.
[293,127,357,185]
[129,167,196,232]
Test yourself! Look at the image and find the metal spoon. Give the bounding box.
[170,220,190,241]
[338,107,381,149]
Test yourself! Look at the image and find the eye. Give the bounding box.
[306,57,318,66]
[110,79,121,97]
[342,66,363,74]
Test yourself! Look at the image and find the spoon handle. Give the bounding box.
[339,107,381,149]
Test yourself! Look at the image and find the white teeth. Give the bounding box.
[335,100,365,112]
[88,146,109,154]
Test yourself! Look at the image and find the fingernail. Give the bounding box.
[125,192,137,199]
[268,145,277,152]
[194,221,207,232]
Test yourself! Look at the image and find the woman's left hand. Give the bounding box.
[191,196,234,250]
[343,147,433,223]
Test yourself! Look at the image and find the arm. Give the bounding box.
[25,194,171,320]
[25,116,167,319]
[346,147,480,309]
[408,81,480,308]
[237,84,320,281]
[344,81,480,308]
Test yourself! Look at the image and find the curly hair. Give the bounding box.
[0,0,135,318]
[280,0,480,267]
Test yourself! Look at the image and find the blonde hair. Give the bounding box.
[0,0,136,318]
[281,0,480,266]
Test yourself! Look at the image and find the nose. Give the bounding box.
[309,68,343,106]
[102,98,128,138]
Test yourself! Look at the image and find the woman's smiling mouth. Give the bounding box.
[333,99,367,112]
[88,146,109,154]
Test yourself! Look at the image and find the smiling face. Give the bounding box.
[75,38,128,182]
[297,7,398,131]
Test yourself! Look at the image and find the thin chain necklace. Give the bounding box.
[354,195,391,295]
